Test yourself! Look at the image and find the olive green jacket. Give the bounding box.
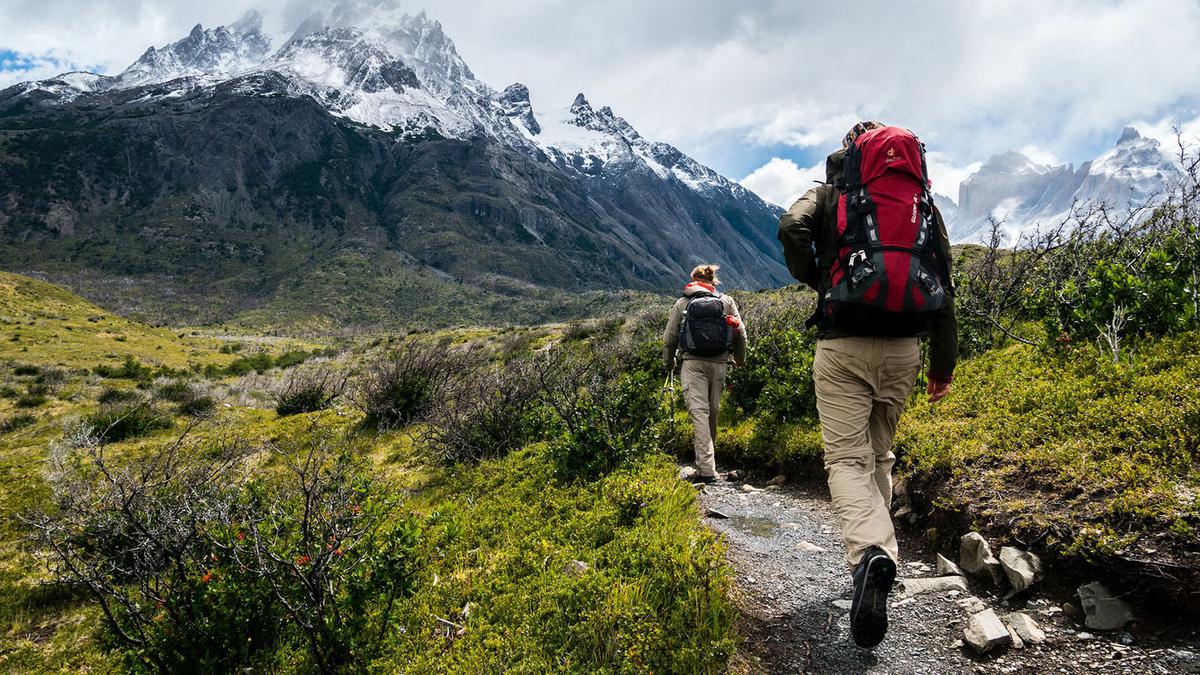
[777,148,958,381]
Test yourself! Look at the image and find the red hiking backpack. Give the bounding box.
[820,126,949,336]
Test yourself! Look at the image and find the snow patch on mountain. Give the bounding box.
[115,10,271,88]
[950,127,1182,243]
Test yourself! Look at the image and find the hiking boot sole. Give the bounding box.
[850,552,896,648]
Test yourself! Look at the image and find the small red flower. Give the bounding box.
[236,531,246,541]
[296,555,311,566]
[201,570,214,584]
[334,548,344,557]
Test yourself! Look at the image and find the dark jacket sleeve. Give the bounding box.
[663,298,684,371]
[777,185,830,290]
[928,204,958,381]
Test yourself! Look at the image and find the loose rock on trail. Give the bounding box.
[690,470,1200,674]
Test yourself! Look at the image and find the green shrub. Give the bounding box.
[349,341,469,429]
[85,401,174,443]
[93,355,152,380]
[178,395,216,419]
[421,358,544,463]
[28,429,422,673]
[724,292,817,423]
[97,387,140,405]
[0,413,36,434]
[272,367,346,416]
[15,387,48,408]
[539,350,663,480]
[12,363,40,376]
[218,342,244,354]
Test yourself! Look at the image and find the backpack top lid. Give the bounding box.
[848,126,929,188]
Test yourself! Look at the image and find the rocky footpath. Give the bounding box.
[687,469,1200,674]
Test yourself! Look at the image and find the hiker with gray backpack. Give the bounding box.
[779,121,958,649]
[662,264,747,484]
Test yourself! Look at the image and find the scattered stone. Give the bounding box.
[780,522,801,530]
[1078,582,1135,630]
[892,597,916,608]
[796,541,828,553]
[1007,624,1025,649]
[894,478,908,498]
[950,638,964,650]
[1078,631,1096,640]
[894,505,913,519]
[1006,612,1047,645]
[832,599,853,611]
[705,507,730,519]
[680,466,699,480]
[461,602,474,618]
[566,560,589,575]
[766,474,787,486]
[899,575,969,597]
[999,546,1044,592]
[739,484,759,494]
[725,469,742,481]
[963,608,1011,654]
[937,553,965,577]
[960,532,1005,585]
[1063,602,1079,617]
[957,596,987,613]
[1168,649,1198,662]
[1117,631,1135,646]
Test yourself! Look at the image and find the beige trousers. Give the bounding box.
[681,359,727,477]
[813,337,921,566]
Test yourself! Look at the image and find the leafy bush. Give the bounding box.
[349,341,469,429]
[93,355,152,380]
[0,412,35,434]
[177,395,216,419]
[421,357,543,463]
[272,366,347,416]
[12,363,40,377]
[369,448,735,673]
[85,401,174,443]
[724,292,817,422]
[537,348,663,480]
[25,428,422,673]
[97,387,139,405]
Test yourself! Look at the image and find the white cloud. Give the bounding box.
[740,157,825,208]
[925,152,982,202]
[1,0,1200,180]
[1018,145,1061,168]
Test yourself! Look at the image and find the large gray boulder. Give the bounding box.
[963,608,1011,654]
[1078,582,1135,630]
[1006,612,1047,644]
[960,533,1004,585]
[998,546,1044,592]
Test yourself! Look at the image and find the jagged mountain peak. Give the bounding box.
[116,14,271,87]
[1117,126,1142,146]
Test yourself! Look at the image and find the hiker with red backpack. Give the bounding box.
[778,121,958,648]
[663,264,747,484]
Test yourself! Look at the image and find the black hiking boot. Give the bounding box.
[849,546,897,648]
[693,473,722,485]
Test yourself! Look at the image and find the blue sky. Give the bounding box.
[3,0,1200,206]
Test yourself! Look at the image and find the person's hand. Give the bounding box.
[927,376,952,403]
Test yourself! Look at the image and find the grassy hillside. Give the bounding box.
[0,273,734,672]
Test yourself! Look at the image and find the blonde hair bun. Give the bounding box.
[691,264,720,285]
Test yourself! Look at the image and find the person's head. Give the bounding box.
[842,120,885,148]
[691,264,720,285]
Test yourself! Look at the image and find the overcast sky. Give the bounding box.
[3,0,1199,206]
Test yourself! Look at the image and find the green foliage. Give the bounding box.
[350,342,467,429]
[540,351,664,481]
[725,292,817,422]
[93,355,152,381]
[97,387,139,405]
[895,330,1200,557]
[28,429,423,673]
[273,367,347,417]
[370,449,735,674]
[0,413,35,434]
[85,401,174,443]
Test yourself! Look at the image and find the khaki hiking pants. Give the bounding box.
[813,336,921,566]
[681,359,727,477]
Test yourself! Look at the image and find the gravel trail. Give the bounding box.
[695,475,1200,675]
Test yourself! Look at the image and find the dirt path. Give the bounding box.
[694,474,1200,675]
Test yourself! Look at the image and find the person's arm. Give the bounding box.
[778,185,829,290]
[726,296,747,367]
[927,204,958,402]
[663,299,684,373]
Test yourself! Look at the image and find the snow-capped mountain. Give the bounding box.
[950,128,1181,242]
[0,3,788,327]
[115,10,271,88]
